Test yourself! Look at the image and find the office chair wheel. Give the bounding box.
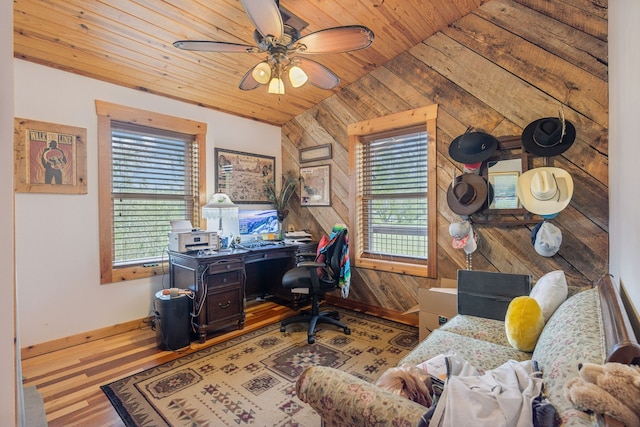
[307,335,316,344]
[280,325,286,332]
[344,327,351,335]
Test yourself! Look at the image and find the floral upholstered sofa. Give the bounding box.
[296,275,640,427]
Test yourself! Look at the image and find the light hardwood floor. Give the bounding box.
[21,301,298,427]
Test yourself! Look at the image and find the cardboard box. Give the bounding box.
[403,278,457,315]
[417,277,458,340]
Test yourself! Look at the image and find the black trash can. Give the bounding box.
[154,291,191,351]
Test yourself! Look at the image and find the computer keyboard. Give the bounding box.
[236,240,284,249]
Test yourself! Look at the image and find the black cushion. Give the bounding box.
[282,267,335,291]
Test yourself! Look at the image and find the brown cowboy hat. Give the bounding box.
[446,173,488,216]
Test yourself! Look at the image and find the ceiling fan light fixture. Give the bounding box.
[268,77,285,94]
[175,0,375,96]
[252,62,272,84]
[288,65,308,88]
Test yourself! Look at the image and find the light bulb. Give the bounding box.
[252,62,271,85]
[289,66,308,88]
[268,77,285,95]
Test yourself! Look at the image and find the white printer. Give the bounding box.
[168,220,219,252]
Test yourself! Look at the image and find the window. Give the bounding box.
[348,105,437,277]
[96,101,206,283]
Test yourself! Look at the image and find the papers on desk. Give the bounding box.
[284,231,313,244]
[285,231,312,238]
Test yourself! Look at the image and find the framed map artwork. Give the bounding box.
[215,148,275,203]
[300,164,331,206]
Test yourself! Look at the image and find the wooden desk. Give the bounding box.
[168,244,297,343]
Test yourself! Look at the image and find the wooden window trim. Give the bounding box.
[96,101,207,284]
[348,105,438,278]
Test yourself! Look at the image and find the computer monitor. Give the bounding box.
[238,209,279,240]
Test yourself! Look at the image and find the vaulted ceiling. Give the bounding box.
[14,0,485,126]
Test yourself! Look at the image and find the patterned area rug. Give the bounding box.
[102,307,418,427]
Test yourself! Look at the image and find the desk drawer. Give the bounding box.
[244,249,292,263]
[206,258,244,274]
[207,270,242,287]
[206,287,243,322]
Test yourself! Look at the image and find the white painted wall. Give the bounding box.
[14,60,281,347]
[1,1,17,424]
[609,0,640,320]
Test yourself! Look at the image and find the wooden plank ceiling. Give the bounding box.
[13,0,485,126]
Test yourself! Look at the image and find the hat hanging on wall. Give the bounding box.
[531,221,562,257]
[446,173,489,216]
[449,220,478,255]
[521,112,576,157]
[516,167,573,215]
[448,129,498,164]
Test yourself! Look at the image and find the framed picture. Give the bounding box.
[488,170,520,209]
[299,143,332,163]
[14,118,87,194]
[300,164,331,206]
[215,148,275,203]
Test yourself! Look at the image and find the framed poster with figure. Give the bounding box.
[215,148,275,203]
[300,164,331,206]
[14,118,87,194]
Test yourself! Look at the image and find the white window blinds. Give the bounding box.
[111,121,199,265]
[359,126,428,261]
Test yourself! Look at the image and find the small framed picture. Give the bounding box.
[488,171,520,209]
[300,164,331,206]
[14,118,87,194]
[299,144,332,163]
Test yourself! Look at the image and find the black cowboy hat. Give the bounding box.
[448,131,498,164]
[521,117,576,157]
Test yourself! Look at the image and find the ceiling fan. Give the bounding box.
[173,0,374,95]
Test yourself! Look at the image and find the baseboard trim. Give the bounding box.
[325,295,418,327]
[21,299,419,360]
[21,317,150,360]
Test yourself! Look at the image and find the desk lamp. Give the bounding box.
[202,193,239,249]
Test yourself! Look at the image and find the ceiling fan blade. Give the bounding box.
[292,25,374,54]
[240,0,284,40]
[239,64,262,91]
[173,40,256,53]
[296,57,340,90]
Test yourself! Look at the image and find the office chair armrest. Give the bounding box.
[296,251,317,258]
[296,260,324,269]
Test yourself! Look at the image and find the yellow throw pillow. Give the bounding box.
[505,296,545,352]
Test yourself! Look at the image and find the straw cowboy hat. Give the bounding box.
[447,173,488,216]
[521,117,576,157]
[448,131,498,164]
[516,167,573,215]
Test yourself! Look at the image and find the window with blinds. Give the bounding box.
[348,104,437,278]
[360,126,428,261]
[111,121,199,266]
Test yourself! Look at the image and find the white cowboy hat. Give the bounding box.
[516,167,573,215]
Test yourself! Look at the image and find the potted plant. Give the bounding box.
[264,170,298,235]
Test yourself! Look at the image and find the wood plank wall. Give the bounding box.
[280,0,608,313]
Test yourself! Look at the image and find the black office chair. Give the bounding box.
[280,228,351,344]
